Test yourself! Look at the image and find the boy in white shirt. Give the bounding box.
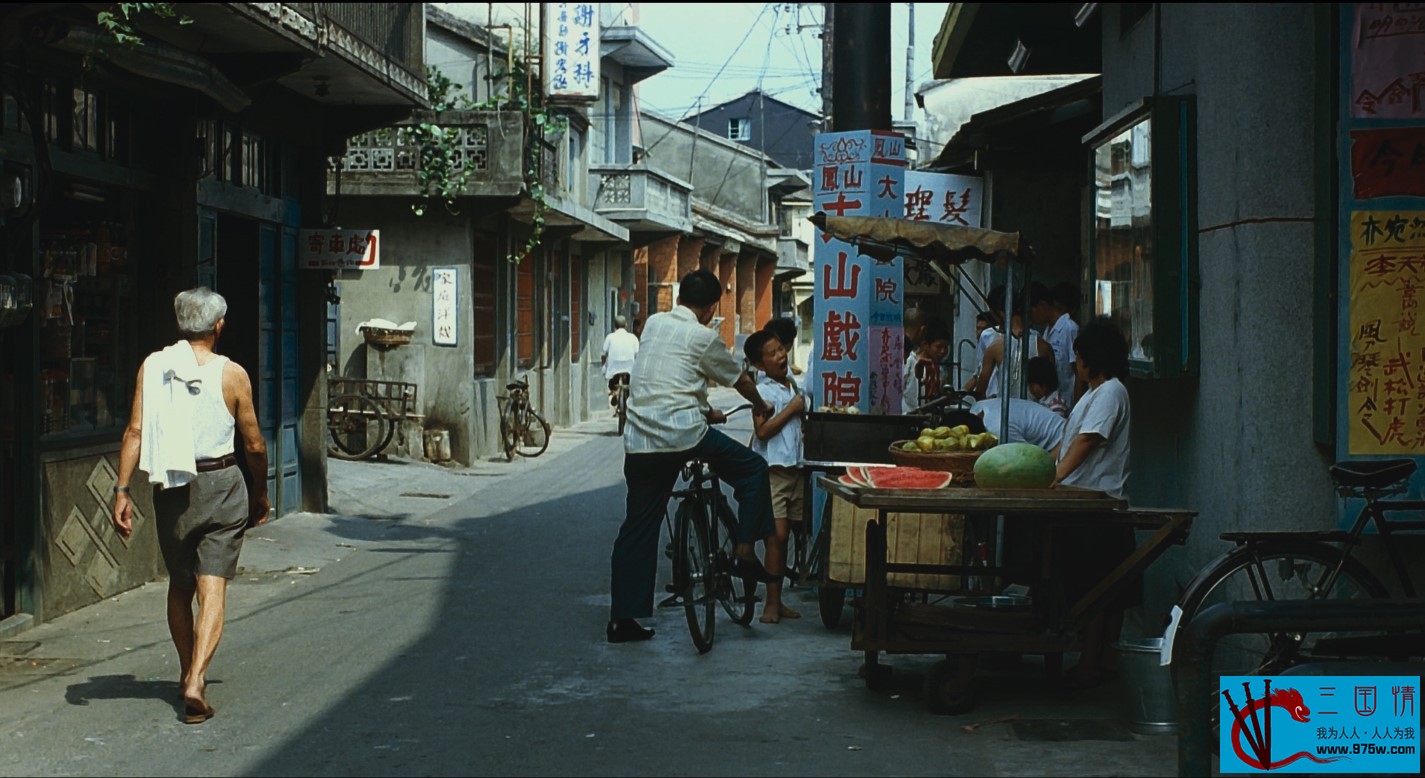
[745,330,806,624]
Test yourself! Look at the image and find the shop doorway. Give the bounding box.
[202,210,303,518]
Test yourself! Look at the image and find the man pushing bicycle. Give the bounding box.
[607,269,780,644]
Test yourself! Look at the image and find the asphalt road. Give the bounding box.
[0,393,1178,776]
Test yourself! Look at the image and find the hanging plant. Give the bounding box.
[407,67,476,217]
[96,3,191,47]
[468,60,567,263]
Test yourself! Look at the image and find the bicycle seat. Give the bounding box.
[506,381,528,392]
[1219,530,1354,544]
[1329,459,1416,490]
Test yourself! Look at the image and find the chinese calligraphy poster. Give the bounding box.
[1348,210,1425,453]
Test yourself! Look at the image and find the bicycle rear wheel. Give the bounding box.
[675,497,717,653]
[714,496,756,626]
[499,406,519,462]
[1170,541,1389,728]
[328,394,389,460]
[515,408,551,457]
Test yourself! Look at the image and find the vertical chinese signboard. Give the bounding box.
[543,3,600,101]
[1341,4,1425,465]
[811,129,906,414]
[433,267,458,347]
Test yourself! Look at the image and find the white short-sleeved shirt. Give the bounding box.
[624,306,744,454]
[971,397,1066,452]
[1045,313,1080,407]
[1057,377,1131,500]
[751,373,804,467]
[986,331,1050,400]
[601,328,640,379]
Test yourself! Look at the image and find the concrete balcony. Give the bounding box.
[589,165,693,238]
[329,110,525,198]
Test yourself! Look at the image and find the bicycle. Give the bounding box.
[613,372,630,436]
[658,404,759,653]
[499,375,551,462]
[328,393,390,460]
[1168,458,1425,700]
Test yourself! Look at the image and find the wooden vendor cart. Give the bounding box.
[818,476,1194,715]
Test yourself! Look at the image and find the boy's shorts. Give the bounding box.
[768,466,805,522]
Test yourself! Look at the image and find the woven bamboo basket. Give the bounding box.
[360,326,414,348]
[888,441,984,482]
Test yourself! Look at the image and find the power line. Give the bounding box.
[644,4,772,155]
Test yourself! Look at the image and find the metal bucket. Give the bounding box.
[1117,637,1177,735]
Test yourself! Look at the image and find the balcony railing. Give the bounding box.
[330,110,525,198]
[589,165,692,231]
[319,3,423,79]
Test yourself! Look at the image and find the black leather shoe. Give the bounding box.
[607,619,655,643]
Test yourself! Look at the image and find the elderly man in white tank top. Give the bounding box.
[111,287,269,725]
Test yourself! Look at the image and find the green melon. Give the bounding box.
[973,442,1056,489]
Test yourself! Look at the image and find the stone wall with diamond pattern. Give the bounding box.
[39,452,163,621]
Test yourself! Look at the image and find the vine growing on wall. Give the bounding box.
[468,60,567,264]
[96,3,191,46]
[406,66,477,217]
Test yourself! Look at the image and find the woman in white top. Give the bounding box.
[1050,316,1133,688]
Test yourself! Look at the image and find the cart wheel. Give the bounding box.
[818,586,846,630]
[859,651,893,691]
[925,656,978,715]
[328,394,389,460]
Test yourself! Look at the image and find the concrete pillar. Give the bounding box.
[718,252,737,349]
[677,235,703,280]
[755,256,775,329]
[737,252,756,334]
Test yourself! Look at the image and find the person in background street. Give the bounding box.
[1034,281,1083,408]
[631,317,644,340]
[600,315,640,410]
[969,392,1066,452]
[1027,356,1069,418]
[962,285,1006,397]
[970,296,1054,401]
[1051,316,1134,688]
[608,270,778,644]
[111,287,269,725]
[744,330,807,624]
[902,318,952,413]
[903,304,927,359]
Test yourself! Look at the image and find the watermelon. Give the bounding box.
[972,442,1056,489]
[864,466,953,489]
[837,474,861,487]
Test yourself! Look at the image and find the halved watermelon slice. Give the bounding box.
[853,465,893,486]
[837,473,861,487]
[864,466,954,489]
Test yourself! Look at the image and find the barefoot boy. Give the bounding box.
[743,330,806,624]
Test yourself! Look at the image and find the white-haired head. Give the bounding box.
[174,287,228,338]
[613,314,628,328]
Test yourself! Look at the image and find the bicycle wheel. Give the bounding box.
[1170,541,1390,718]
[328,394,389,460]
[515,408,551,457]
[616,383,629,436]
[675,497,716,653]
[714,496,756,626]
[499,404,519,462]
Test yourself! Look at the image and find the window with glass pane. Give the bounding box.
[1093,115,1155,364]
[1087,96,1196,378]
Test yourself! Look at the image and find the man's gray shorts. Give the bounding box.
[153,466,249,590]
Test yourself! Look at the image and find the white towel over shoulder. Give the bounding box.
[139,341,203,489]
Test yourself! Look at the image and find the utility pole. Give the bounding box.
[903,3,915,123]
[821,2,834,132]
[830,3,891,131]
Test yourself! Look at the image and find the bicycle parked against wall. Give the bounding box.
[658,404,759,653]
[499,375,551,462]
[1168,458,1425,701]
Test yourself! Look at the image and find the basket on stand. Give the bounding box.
[888,441,983,485]
[360,326,414,349]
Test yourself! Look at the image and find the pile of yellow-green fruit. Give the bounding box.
[902,424,999,453]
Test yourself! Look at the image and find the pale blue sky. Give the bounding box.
[633,3,949,121]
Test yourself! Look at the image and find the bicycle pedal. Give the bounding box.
[658,593,684,608]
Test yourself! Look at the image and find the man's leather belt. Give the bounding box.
[195,454,238,473]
